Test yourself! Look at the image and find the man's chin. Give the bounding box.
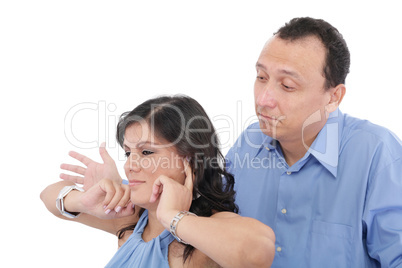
[258,120,278,139]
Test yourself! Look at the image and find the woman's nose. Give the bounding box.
[124,154,141,173]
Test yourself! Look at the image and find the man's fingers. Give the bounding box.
[60,163,86,176]
[99,142,113,164]
[60,173,84,184]
[68,151,93,166]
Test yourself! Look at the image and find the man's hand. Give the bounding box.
[60,142,122,191]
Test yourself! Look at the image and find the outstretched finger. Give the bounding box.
[183,160,194,191]
[68,151,94,167]
[60,173,84,184]
[60,163,86,176]
[99,142,113,164]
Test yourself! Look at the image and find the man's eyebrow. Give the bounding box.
[255,62,266,70]
[256,62,301,80]
[278,69,301,80]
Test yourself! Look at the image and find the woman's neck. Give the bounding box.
[142,208,166,242]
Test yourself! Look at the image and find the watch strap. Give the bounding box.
[56,185,84,219]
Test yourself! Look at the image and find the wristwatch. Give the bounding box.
[56,185,84,219]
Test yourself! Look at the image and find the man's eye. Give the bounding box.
[142,150,154,156]
[282,84,294,91]
[125,151,131,158]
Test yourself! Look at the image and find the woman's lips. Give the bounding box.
[128,180,145,187]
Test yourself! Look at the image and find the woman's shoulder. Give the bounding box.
[117,209,147,248]
[118,230,134,248]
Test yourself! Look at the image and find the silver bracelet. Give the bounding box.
[169,211,197,244]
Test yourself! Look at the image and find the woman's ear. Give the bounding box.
[326,84,346,115]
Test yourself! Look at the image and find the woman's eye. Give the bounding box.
[142,150,154,156]
[124,151,131,158]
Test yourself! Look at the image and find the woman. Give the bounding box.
[41,95,275,267]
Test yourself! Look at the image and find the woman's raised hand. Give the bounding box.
[60,143,122,191]
[149,161,194,229]
[78,179,134,219]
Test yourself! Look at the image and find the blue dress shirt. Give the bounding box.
[226,109,402,267]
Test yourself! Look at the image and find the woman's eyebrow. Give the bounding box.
[123,140,161,149]
[137,140,162,148]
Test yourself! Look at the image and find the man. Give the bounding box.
[226,17,402,267]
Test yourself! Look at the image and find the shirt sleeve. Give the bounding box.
[225,144,235,174]
[364,157,402,267]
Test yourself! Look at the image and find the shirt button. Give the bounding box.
[277,246,282,252]
[286,171,292,175]
[281,208,287,214]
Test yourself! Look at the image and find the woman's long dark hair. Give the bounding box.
[116,95,238,263]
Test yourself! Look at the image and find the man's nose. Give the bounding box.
[255,82,277,108]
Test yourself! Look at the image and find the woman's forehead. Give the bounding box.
[123,122,176,151]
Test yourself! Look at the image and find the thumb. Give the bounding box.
[99,142,113,164]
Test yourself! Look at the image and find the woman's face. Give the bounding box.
[123,122,186,209]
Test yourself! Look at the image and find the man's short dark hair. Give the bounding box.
[275,17,350,89]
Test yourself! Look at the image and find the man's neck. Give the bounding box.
[279,135,317,167]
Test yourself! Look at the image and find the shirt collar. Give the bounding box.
[253,135,277,158]
[305,108,343,177]
[254,109,344,178]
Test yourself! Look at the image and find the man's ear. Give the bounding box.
[326,84,346,115]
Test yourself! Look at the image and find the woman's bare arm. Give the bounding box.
[40,180,139,236]
[179,212,275,268]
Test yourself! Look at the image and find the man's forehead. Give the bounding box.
[258,35,326,76]
[262,35,325,53]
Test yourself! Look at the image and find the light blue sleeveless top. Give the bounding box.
[105,210,175,267]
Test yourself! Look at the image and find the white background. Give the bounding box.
[1,1,401,267]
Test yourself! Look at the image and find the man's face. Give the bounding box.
[254,35,334,146]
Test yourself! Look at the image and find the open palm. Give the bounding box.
[60,143,122,191]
